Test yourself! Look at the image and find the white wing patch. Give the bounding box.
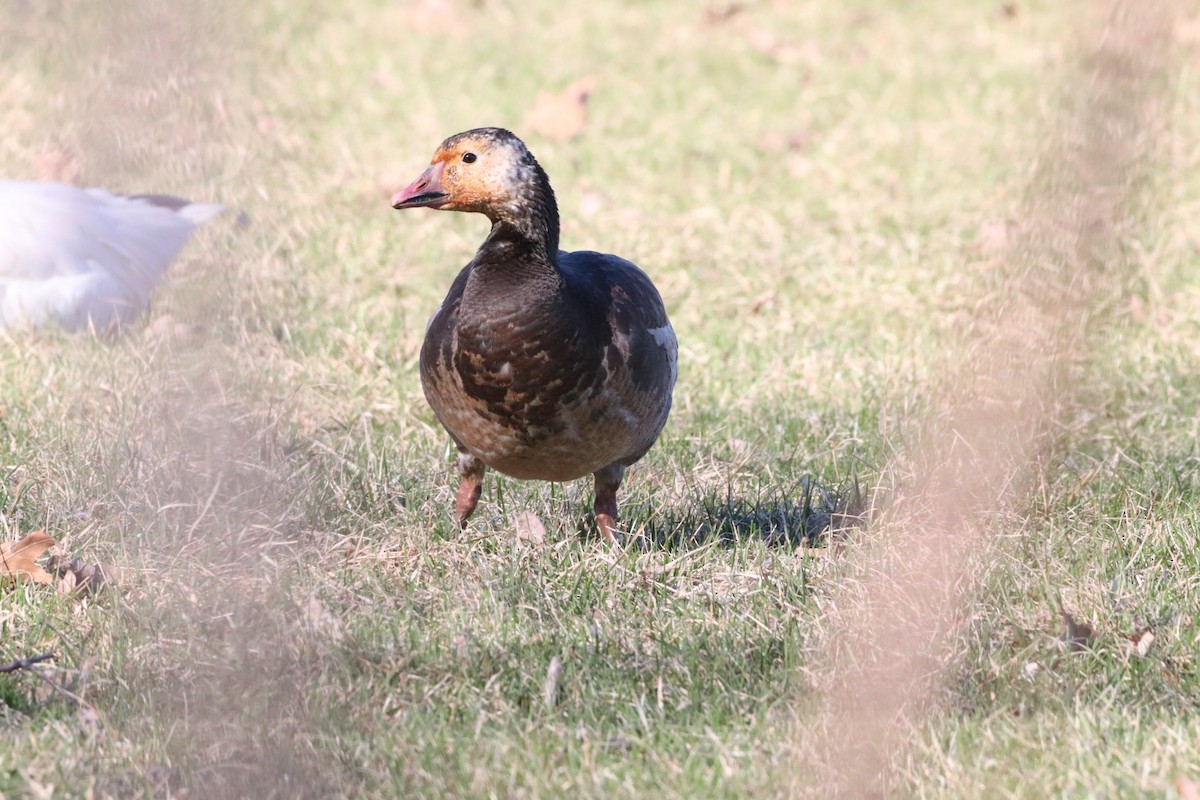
[648,323,679,386]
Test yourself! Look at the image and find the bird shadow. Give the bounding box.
[595,475,870,550]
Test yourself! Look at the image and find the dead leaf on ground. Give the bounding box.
[1127,626,1155,658]
[302,595,344,642]
[758,130,812,154]
[1176,17,1200,47]
[543,655,563,709]
[257,114,283,135]
[1061,611,1096,651]
[977,217,1014,254]
[45,554,118,596]
[1177,775,1200,800]
[744,27,818,67]
[405,0,460,35]
[701,2,745,27]
[453,631,470,662]
[142,313,197,344]
[525,76,595,142]
[35,144,80,183]
[1,531,57,585]
[579,189,607,217]
[511,512,547,544]
[1129,294,1146,324]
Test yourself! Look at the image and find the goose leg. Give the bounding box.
[455,452,486,528]
[593,463,626,543]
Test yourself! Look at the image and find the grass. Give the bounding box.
[2,0,1200,797]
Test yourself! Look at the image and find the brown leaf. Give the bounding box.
[302,595,344,642]
[1177,775,1200,800]
[525,76,596,142]
[1129,294,1146,324]
[45,553,118,596]
[1,531,57,585]
[977,217,1013,254]
[1127,626,1155,658]
[578,189,607,217]
[57,569,77,596]
[543,655,563,709]
[1176,17,1200,47]
[759,130,812,154]
[35,145,80,183]
[406,0,458,35]
[744,27,815,66]
[511,512,547,544]
[701,2,744,26]
[142,313,197,344]
[1061,611,1096,651]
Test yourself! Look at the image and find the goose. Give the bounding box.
[392,127,677,542]
[0,180,223,333]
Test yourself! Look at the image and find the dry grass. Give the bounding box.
[2,0,1200,798]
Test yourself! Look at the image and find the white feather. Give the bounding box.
[0,180,223,332]
[648,323,679,386]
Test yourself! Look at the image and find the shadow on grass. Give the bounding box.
[617,475,871,550]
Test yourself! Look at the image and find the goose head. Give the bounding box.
[391,127,556,228]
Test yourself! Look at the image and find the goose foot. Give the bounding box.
[593,464,625,544]
[455,453,486,528]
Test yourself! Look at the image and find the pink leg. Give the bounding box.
[455,453,486,528]
[593,464,625,544]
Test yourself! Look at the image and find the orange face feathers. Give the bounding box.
[391,128,551,223]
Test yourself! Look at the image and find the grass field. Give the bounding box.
[2,0,1200,797]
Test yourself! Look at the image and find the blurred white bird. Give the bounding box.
[0,180,224,333]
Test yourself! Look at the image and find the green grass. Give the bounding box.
[3,0,1200,797]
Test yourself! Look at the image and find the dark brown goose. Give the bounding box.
[392,127,677,542]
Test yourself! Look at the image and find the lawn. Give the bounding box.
[2,0,1199,797]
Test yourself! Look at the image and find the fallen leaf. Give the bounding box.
[1177,775,1200,800]
[511,512,547,544]
[45,554,118,596]
[57,569,77,596]
[525,76,596,142]
[1061,611,1096,651]
[453,631,470,662]
[701,2,745,26]
[744,27,814,66]
[406,0,458,35]
[302,595,344,642]
[759,130,812,154]
[1,531,57,585]
[77,705,102,740]
[257,114,283,136]
[1129,295,1146,324]
[543,655,563,709]
[1176,17,1200,47]
[35,144,80,183]
[1128,626,1155,658]
[977,217,1013,254]
[142,313,196,343]
[579,189,607,217]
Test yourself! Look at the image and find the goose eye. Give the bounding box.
[462,152,477,164]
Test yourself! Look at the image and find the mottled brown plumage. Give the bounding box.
[392,127,677,542]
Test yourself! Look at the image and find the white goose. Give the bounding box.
[0,180,224,333]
